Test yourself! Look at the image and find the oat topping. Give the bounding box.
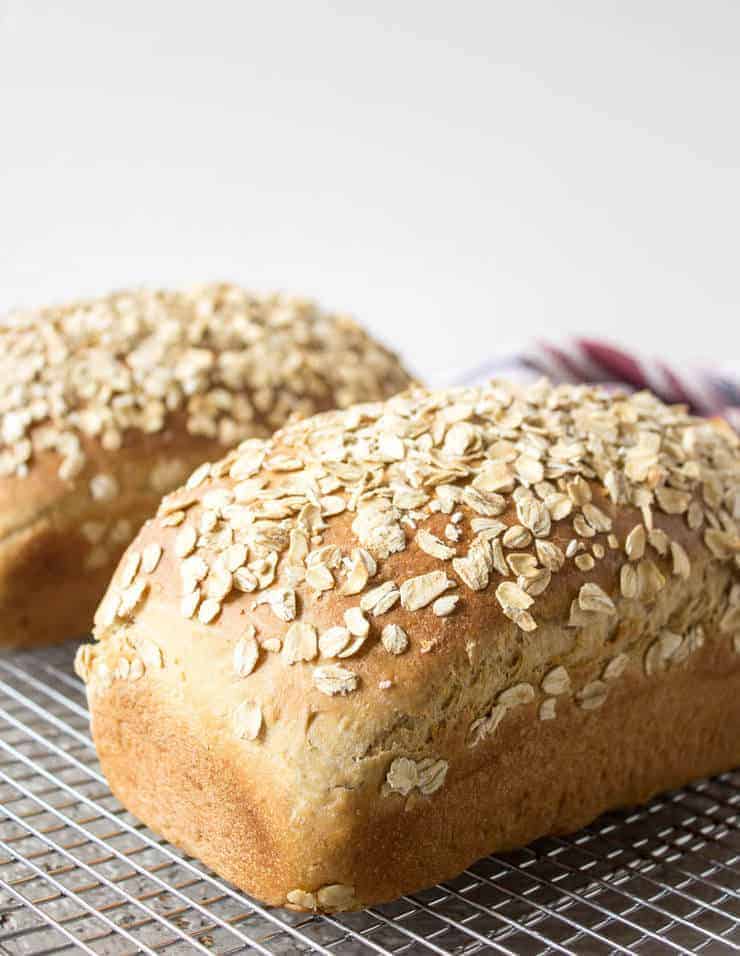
[381,624,409,655]
[620,563,639,599]
[496,581,533,611]
[286,889,316,910]
[316,884,356,911]
[232,700,262,740]
[0,284,410,485]
[74,644,95,682]
[502,525,532,549]
[319,626,352,658]
[180,591,200,619]
[417,528,456,560]
[119,551,141,588]
[577,583,617,615]
[625,524,646,561]
[539,698,557,720]
[644,629,692,677]
[93,381,740,784]
[118,580,148,617]
[233,629,260,677]
[141,542,163,574]
[497,682,535,707]
[175,525,197,558]
[574,554,595,571]
[385,757,418,795]
[416,757,449,795]
[432,594,459,616]
[360,580,400,615]
[281,622,318,664]
[400,571,454,611]
[385,756,448,796]
[541,666,570,696]
[647,528,670,555]
[602,653,629,682]
[671,541,691,579]
[122,385,737,647]
[197,597,221,624]
[313,664,358,696]
[535,539,565,571]
[576,680,609,710]
[138,639,164,669]
[257,587,296,623]
[344,606,369,638]
[467,704,508,747]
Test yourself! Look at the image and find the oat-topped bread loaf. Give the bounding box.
[79,381,740,912]
[0,284,412,647]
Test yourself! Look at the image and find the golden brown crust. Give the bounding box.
[0,285,412,647]
[81,381,740,911]
[90,636,740,909]
[0,423,222,647]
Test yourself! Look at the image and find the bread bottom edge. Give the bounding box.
[89,637,740,912]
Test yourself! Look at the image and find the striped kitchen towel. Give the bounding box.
[459,338,740,430]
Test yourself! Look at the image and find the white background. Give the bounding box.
[1,1,738,385]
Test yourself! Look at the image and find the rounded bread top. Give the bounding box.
[0,282,413,484]
[92,381,740,704]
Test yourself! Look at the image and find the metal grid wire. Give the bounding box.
[0,644,737,956]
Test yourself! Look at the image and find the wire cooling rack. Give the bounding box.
[0,644,737,956]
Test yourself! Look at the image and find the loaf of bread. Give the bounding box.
[78,381,740,913]
[0,284,412,647]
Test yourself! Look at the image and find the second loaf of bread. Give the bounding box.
[79,381,740,912]
[0,284,412,647]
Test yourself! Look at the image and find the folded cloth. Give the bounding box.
[460,338,740,429]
